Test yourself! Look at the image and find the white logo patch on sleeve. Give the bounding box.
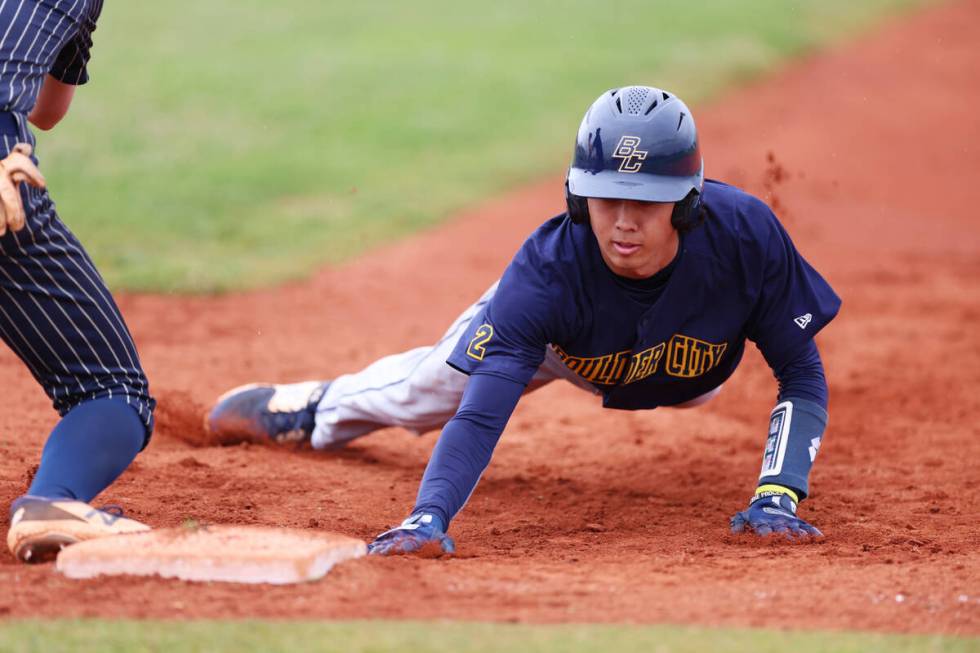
[794,313,813,329]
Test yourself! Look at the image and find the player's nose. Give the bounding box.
[613,202,641,230]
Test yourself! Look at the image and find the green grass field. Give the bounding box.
[1,620,976,653]
[33,0,928,292]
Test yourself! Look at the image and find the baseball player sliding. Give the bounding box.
[3,1,155,563]
[209,85,840,554]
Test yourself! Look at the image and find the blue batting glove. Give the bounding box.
[367,513,456,556]
[730,486,823,539]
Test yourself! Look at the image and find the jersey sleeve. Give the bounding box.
[446,260,561,387]
[49,0,104,85]
[746,207,841,371]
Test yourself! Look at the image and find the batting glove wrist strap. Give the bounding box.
[754,483,800,507]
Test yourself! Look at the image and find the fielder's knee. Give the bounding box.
[54,386,156,449]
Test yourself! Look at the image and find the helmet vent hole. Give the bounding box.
[643,99,659,115]
[615,96,623,112]
[662,91,671,101]
[624,87,649,115]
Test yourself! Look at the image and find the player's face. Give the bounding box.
[587,198,678,279]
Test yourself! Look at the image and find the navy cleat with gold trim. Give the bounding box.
[206,381,329,445]
[7,496,150,563]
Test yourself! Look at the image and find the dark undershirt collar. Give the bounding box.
[609,237,683,304]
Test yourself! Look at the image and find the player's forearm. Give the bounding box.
[733,352,829,536]
[757,397,827,499]
[758,340,830,498]
[413,373,524,527]
[774,340,827,408]
[411,415,500,529]
[28,75,75,131]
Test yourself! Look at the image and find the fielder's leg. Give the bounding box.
[0,133,154,562]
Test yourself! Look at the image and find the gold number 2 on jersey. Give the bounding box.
[466,324,494,361]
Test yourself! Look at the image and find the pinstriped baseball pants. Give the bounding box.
[1,113,154,440]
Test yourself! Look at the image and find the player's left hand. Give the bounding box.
[730,490,823,539]
[0,143,46,235]
[367,513,456,556]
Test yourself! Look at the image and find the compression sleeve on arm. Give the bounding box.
[773,339,827,408]
[412,372,526,529]
[758,340,830,499]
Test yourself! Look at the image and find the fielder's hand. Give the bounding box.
[0,143,46,236]
[730,485,823,539]
[367,513,455,556]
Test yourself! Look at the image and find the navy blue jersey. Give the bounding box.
[0,0,103,116]
[448,179,841,409]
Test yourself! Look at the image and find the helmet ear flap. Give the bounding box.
[565,178,590,224]
[670,190,705,234]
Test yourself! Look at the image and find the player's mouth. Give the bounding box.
[612,241,642,256]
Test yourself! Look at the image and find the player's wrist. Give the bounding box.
[732,482,823,538]
[753,483,800,506]
[408,510,448,534]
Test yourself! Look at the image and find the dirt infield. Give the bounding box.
[1,0,978,634]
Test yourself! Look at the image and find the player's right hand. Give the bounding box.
[0,143,46,236]
[730,488,823,539]
[367,513,455,556]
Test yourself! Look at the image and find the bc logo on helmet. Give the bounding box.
[612,136,648,173]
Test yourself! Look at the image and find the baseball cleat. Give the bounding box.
[205,381,329,444]
[7,495,150,564]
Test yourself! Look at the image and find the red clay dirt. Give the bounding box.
[1,0,978,635]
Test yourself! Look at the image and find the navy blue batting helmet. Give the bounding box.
[565,86,705,231]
